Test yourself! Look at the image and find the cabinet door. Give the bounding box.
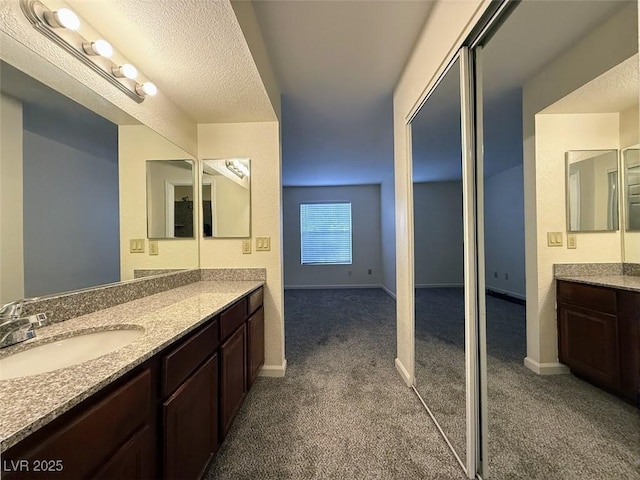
[163,354,219,480]
[1,369,152,480]
[220,324,247,438]
[247,306,265,389]
[93,425,153,480]
[558,302,620,390]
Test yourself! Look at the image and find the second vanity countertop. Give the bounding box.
[0,280,263,453]
[555,274,640,293]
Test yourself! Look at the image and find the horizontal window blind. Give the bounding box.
[300,203,352,265]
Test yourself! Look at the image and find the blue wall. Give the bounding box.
[22,103,120,296]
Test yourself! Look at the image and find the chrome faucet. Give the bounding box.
[0,298,47,349]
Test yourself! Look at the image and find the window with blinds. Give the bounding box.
[300,202,352,265]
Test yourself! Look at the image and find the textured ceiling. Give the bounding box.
[66,0,277,123]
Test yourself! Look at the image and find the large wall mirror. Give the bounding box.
[202,158,251,238]
[146,160,195,239]
[565,149,619,232]
[623,147,639,231]
[0,57,199,304]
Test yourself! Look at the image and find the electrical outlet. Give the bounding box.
[149,240,159,255]
[567,234,577,249]
[242,239,251,254]
[129,239,145,253]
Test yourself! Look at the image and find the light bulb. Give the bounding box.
[92,39,113,58]
[113,64,138,80]
[45,8,80,30]
[141,82,157,96]
[83,39,113,58]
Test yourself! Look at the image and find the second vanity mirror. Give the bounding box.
[201,158,251,238]
[623,147,639,231]
[146,160,195,238]
[566,149,619,232]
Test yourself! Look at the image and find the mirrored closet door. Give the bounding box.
[473,1,640,478]
[411,49,479,476]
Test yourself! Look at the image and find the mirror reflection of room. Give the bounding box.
[146,159,195,239]
[201,158,251,238]
[477,1,639,478]
[411,57,467,468]
[566,150,619,232]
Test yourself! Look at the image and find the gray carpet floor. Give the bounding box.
[415,287,640,480]
[205,289,465,479]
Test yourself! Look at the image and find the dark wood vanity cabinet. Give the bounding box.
[1,286,265,480]
[557,280,639,405]
[1,367,156,480]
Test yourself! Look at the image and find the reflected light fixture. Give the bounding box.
[20,0,157,103]
[225,159,249,179]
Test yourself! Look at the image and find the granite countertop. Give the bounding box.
[555,275,640,293]
[0,280,263,453]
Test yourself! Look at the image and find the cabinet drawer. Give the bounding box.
[162,319,219,398]
[557,281,616,314]
[248,287,264,316]
[2,369,151,480]
[220,298,248,341]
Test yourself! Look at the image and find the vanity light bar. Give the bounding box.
[225,160,249,179]
[20,0,157,103]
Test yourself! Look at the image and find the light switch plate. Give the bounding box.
[149,240,159,255]
[567,234,577,249]
[547,232,563,247]
[242,239,252,254]
[256,236,271,251]
[130,239,145,253]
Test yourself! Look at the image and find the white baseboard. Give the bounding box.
[258,359,287,377]
[382,285,396,299]
[486,285,526,301]
[524,357,570,375]
[284,284,382,290]
[395,358,412,386]
[415,283,464,289]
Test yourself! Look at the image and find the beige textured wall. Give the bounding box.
[198,122,285,376]
[0,93,24,303]
[393,0,491,385]
[119,125,199,280]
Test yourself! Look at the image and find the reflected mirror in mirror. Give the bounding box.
[566,150,619,232]
[624,148,640,231]
[202,158,251,238]
[146,160,195,239]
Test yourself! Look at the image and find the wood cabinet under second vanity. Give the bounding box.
[1,286,265,480]
[557,279,639,406]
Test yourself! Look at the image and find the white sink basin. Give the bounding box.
[0,328,144,380]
